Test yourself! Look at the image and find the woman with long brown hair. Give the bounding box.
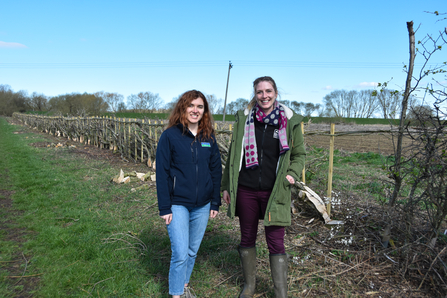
[156,90,222,298]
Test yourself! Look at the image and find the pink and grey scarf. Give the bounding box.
[244,101,289,168]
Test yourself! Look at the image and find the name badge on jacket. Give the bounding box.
[273,129,279,139]
[201,142,211,147]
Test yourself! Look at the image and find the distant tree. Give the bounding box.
[323,90,357,118]
[316,104,327,117]
[0,85,28,116]
[127,92,163,112]
[324,89,382,118]
[163,95,181,113]
[215,106,225,114]
[205,94,223,114]
[27,92,48,112]
[290,101,303,114]
[303,102,320,117]
[95,91,124,113]
[354,90,379,118]
[226,98,249,114]
[278,100,292,109]
[86,93,109,115]
[48,93,108,116]
[117,102,126,112]
[375,88,402,119]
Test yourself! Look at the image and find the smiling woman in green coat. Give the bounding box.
[221,76,306,298]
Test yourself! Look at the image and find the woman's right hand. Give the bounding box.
[161,214,172,225]
[222,190,230,205]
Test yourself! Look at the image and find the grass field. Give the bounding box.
[1,116,445,297]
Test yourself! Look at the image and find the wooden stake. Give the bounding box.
[327,123,335,216]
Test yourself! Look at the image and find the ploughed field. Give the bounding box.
[304,123,408,156]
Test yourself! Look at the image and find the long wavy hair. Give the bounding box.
[167,90,215,140]
[247,76,280,110]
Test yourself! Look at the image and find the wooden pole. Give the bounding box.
[301,122,305,183]
[327,123,335,216]
[222,61,233,123]
[128,119,131,159]
[141,119,144,162]
[134,119,137,161]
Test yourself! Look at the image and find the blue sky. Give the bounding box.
[1,0,445,109]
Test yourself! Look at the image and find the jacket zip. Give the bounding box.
[258,123,267,189]
[191,138,199,205]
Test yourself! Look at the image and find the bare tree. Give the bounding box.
[323,90,363,118]
[290,101,303,114]
[278,100,292,109]
[205,94,223,114]
[127,92,163,112]
[353,90,379,118]
[95,91,124,113]
[375,88,402,119]
[304,102,320,117]
[28,92,48,112]
[226,98,249,114]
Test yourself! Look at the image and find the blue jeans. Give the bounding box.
[167,202,210,296]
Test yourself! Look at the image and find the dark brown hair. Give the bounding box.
[167,90,214,140]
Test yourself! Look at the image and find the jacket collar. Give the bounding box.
[243,102,294,119]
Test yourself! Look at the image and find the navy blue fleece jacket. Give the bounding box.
[156,124,222,216]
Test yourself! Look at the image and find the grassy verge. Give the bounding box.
[0,117,243,297]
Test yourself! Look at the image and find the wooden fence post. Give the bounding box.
[128,119,131,159]
[327,123,335,216]
[141,119,144,162]
[301,122,306,183]
[134,119,137,161]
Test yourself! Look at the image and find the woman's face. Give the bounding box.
[186,97,204,125]
[255,81,277,115]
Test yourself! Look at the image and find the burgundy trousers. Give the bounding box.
[236,185,285,254]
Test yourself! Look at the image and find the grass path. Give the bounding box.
[0,118,243,297]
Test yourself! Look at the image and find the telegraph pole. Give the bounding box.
[222,61,233,123]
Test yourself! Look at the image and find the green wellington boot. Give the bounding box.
[238,246,257,298]
[269,254,288,298]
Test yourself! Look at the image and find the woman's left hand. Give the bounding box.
[210,210,219,219]
[286,175,295,185]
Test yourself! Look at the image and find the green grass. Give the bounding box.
[304,146,393,204]
[0,117,244,297]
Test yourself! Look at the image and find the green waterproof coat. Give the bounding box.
[221,104,306,226]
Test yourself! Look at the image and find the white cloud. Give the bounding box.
[0,41,27,48]
[322,85,333,90]
[357,82,378,88]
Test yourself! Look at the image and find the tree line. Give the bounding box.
[0,83,428,119]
